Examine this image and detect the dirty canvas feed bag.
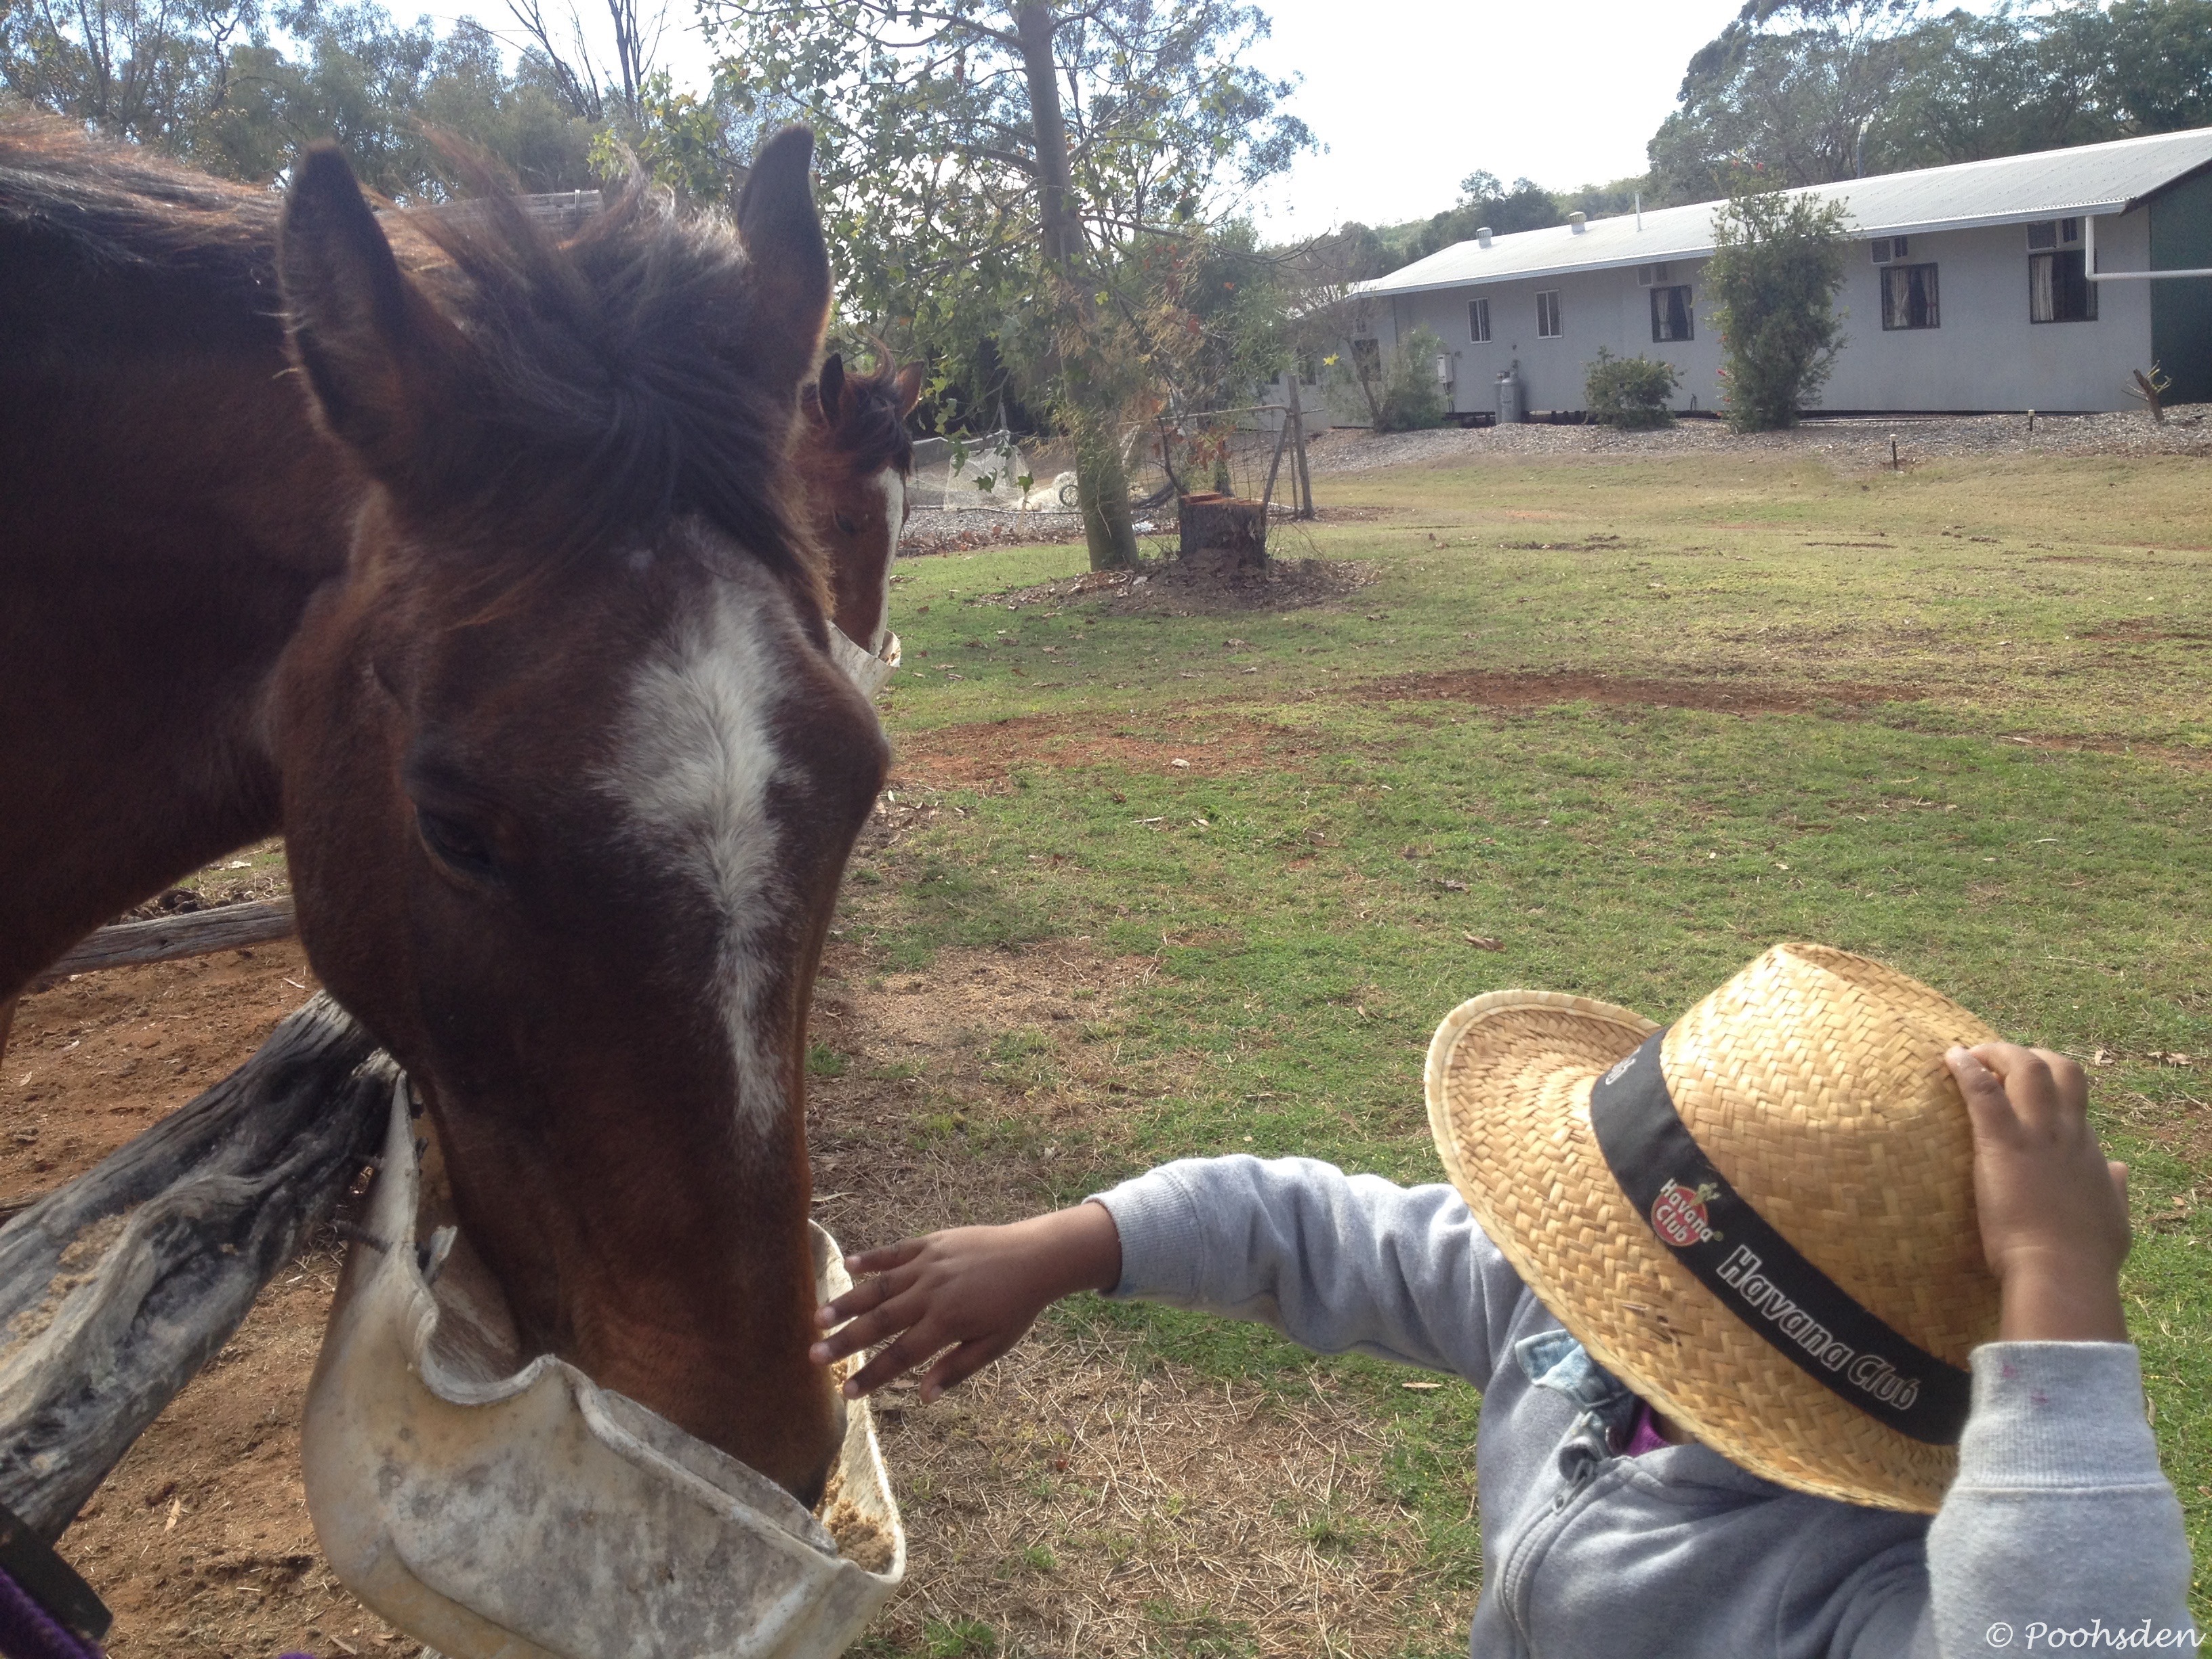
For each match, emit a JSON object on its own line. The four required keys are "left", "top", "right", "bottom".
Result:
{"left": 302, "top": 1085, "right": 904, "bottom": 1659}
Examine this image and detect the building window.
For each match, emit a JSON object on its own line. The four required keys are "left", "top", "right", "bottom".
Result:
{"left": 1881, "top": 263, "right": 1940, "bottom": 329}
{"left": 1536, "top": 290, "right": 1563, "bottom": 337}
{"left": 1469, "top": 297, "right": 1491, "bottom": 342}
{"left": 2026, "top": 218, "right": 2083, "bottom": 251}
{"left": 1871, "top": 235, "right": 1910, "bottom": 264}
{"left": 1650, "top": 285, "right": 1694, "bottom": 342}
{"left": 1637, "top": 262, "right": 1673, "bottom": 286}
{"left": 2030, "top": 249, "right": 2097, "bottom": 323}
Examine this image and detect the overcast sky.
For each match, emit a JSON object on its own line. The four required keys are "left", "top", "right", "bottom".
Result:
{"left": 460, "top": 0, "right": 1763, "bottom": 228}
{"left": 1234, "top": 0, "right": 1753, "bottom": 230}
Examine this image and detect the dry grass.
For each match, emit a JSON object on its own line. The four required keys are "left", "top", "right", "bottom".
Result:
{"left": 863, "top": 1324, "right": 1462, "bottom": 1659}
{"left": 803, "top": 935, "right": 1474, "bottom": 1659}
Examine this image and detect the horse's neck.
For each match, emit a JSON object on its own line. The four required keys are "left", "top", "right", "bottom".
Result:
{"left": 0, "top": 230, "right": 356, "bottom": 995}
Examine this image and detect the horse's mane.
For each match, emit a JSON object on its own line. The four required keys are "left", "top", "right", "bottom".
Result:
{"left": 387, "top": 152, "right": 820, "bottom": 596}
{"left": 819, "top": 356, "right": 917, "bottom": 479}
{"left": 0, "top": 118, "right": 821, "bottom": 600}
{"left": 0, "top": 115, "right": 281, "bottom": 289}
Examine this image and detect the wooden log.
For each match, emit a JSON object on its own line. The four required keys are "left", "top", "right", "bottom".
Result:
{"left": 1176, "top": 493, "right": 1268, "bottom": 580}
{"left": 30, "top": 899, "right": 296, "bottom": 991}
{"left": 0, "top": 993, "right": 388, "bottom": 1539}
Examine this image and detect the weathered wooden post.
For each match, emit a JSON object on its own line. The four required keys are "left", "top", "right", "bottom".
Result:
{"left": 0, "top": 994, "right": 388, "bottom": 1539}
{"left": 1288, "top": 377, "right": 1315, "bottom": 520}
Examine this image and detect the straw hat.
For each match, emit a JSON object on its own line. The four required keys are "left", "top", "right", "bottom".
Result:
{"left": 1425, "top": 943, "right": 2003, "bottom": 1513}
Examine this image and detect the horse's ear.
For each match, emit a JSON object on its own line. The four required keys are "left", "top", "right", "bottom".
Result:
{"left": 893, "top": 360, "right": 924, "bottom": 419}
{"left": 279, "top": 143, "right": 464, "bottom": 478}
{"left": 735, "top": 127, "right": 831, "bottom": 394}
{"left": 817, "top": 352, "right": 846, "bottom": 423}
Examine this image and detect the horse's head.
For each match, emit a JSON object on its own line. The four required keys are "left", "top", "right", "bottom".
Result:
{"left": 269, "top": 131, "right": 885, "bottom": 1503}
{"left": 800, "top": 351, "right": 922, "bottom": 654}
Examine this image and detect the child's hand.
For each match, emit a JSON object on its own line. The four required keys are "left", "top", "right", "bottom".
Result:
{"left": 1946, "top": 1042, "right": 2131, "bottom": 1343}
{"left": 809, "top": 1202, "right": 1123, "bottom": 1402}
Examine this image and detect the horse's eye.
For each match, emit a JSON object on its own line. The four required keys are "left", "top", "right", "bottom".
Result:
{"left": 834, "top": 514, "right": 858, "bottom": 535}
{"left": 416, "top": 806, "right": 496, "bottom": 877}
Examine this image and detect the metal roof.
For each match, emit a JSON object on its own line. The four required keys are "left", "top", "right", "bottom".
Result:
{"left": 1359, "top": 125, "right": 2212, "bottom": 297}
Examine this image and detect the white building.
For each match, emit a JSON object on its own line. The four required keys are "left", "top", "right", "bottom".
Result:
{"left": 1340, "top": 126, "right": 2212, "bottom": 419}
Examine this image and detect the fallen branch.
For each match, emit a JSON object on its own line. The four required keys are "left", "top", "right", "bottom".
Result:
{"left": 31, "top": 899, "right": 297, "bottom": 991}
{"left": 0, "top": 994, "right": 388, "bottom": 1538}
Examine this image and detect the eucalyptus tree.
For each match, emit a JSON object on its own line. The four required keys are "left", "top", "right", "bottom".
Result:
{"left": 1647, "top": 0, "right": 2212, "bottom": 201}
{"left": 708, "top": 0, "right": 1309, "bottom": 570}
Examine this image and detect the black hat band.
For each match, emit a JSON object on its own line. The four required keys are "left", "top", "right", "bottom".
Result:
{"left": 1587, "top": 1031, "right": 1972, "bottom": 1446}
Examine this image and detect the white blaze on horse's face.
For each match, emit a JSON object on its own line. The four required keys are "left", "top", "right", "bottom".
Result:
{"left": 869, "top": 467, "right": 906, "bottom": 654}
{"left": 603, "top": 534, "right": 811, "bottom": 1138}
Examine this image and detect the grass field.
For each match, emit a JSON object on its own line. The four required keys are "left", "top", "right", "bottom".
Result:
{"left": 816, "top": 443, "right": 2212, "bottom": 1654}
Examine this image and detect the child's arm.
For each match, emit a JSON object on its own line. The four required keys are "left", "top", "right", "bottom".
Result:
{"left": 810, "top": 1203, "right": 1122, "bottom": 1401}
{"left": 814, "top": 1158, "right": 1521, "bottom": 1401}
{"left": 1948, "top": 1042, "right": 2131, "bottom": 1341}
{"left": 1906, "top": 1043, "right": 2193, "bottom": 1653}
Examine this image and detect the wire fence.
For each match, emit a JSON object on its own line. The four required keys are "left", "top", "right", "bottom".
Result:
{"left": 908, "top": 403, "right": 1311, "bottom": 517}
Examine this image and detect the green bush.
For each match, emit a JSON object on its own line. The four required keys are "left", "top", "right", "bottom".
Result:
{"left": 1584, "top": 348, "right": 1681, "bottom": 427}
{"left": 1376, "top": 326, "right": 1450, "bottom": 432}
{"left": 1704, "top": 188, "right": 1849, "bottom": 432}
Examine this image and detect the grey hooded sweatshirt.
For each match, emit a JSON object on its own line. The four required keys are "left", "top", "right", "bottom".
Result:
{"left": 1090, "top": 1155, "right": 2196, "bottom": 1659}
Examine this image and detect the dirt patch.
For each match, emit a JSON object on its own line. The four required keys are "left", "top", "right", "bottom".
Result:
{"left": 893, "top": 712, "right": 1305, "bottom": 792}
{"left": 1349, "top": 669, "right": 1918, "bottom": 716}
{"left": 1493, "top": 533, "right": 1636, "bottom": 553}
{"left": 999, "top": 556, "right": 1378, "bottom": 617}
{"left": 4, "top": 948, "right": 417, "bottom": 1659}
{"left": 1993, "top": 733, "right": 2212, "bottom": 771}
{"left": 3, "top": 943, "right": 322, "bottom": 1214}
{"left": 2080, "top": 618, "right": 2212, "bottom": 643}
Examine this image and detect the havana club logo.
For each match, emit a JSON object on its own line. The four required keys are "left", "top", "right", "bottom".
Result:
{"left": 1650, "top": 1179, "right": 1721, "bottom": 1248}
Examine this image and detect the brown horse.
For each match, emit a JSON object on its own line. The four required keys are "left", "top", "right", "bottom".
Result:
{"left": 801, "top": 350, "right": 924, "bottom": 658}
{"left": 0, "top": 123, "right": 887, "bottom": 1504}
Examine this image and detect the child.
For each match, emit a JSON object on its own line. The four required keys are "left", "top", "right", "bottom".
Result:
{"left": 813, "top": 944, "right": 2196, "bottom": 1656}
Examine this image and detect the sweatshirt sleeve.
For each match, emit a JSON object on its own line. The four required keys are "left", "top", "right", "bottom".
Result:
{"left": 1918, "top": 1341, "right": 2195, "bottom": 1655}
{"left": 1088, "top": 1154, "right": 1526, "bottom": 1389}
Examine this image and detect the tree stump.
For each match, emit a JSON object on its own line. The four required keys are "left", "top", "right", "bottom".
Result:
{"left": 1177, "top": 493, "right": 1267, "bottom": 580}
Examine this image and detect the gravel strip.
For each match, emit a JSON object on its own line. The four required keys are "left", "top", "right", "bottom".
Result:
{"left": 893, "top": 407, "right": 2212, "bottom": 558}
{"left": 1299, "top": 406, "right": 2212, "bottom": 472}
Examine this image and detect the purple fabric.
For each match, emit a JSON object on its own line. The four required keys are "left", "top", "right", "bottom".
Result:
{"left": 1623, "top": 1401, "right": 1670, "bottom": 1457}
{"left": 0, "top": 1565, "right": 102, "bottom": 1659}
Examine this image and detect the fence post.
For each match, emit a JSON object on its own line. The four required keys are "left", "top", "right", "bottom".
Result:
{"left": 1288, "top": 377, "right": 1315, "bottom": 519}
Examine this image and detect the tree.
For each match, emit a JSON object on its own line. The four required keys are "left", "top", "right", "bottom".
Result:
{"left": 1703, "top": 185, "right": 1848, "bottom": 430}
{"left": 504, "top": 0, "right": 668, "bottom": 124}
{"left": 1, "top": 0, "right": 258, "bottom": 151}
{"left": 2, "top": 0, "right": 603, "bottom": 196}
{"left": 1402, "top": 169, "right": 1562, "bottom": 264}
{"left": 2095, "top": 0, "right": 2212, "bottom": 132}
{"left": 706, "top": 0, "right": 1311, "bottom": 571}
{"left": 1646, "top": 0, "right": 2212, "bottom": 202}
{"left": 1648, "top": 0, "right": 1927, "bottom": 204}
